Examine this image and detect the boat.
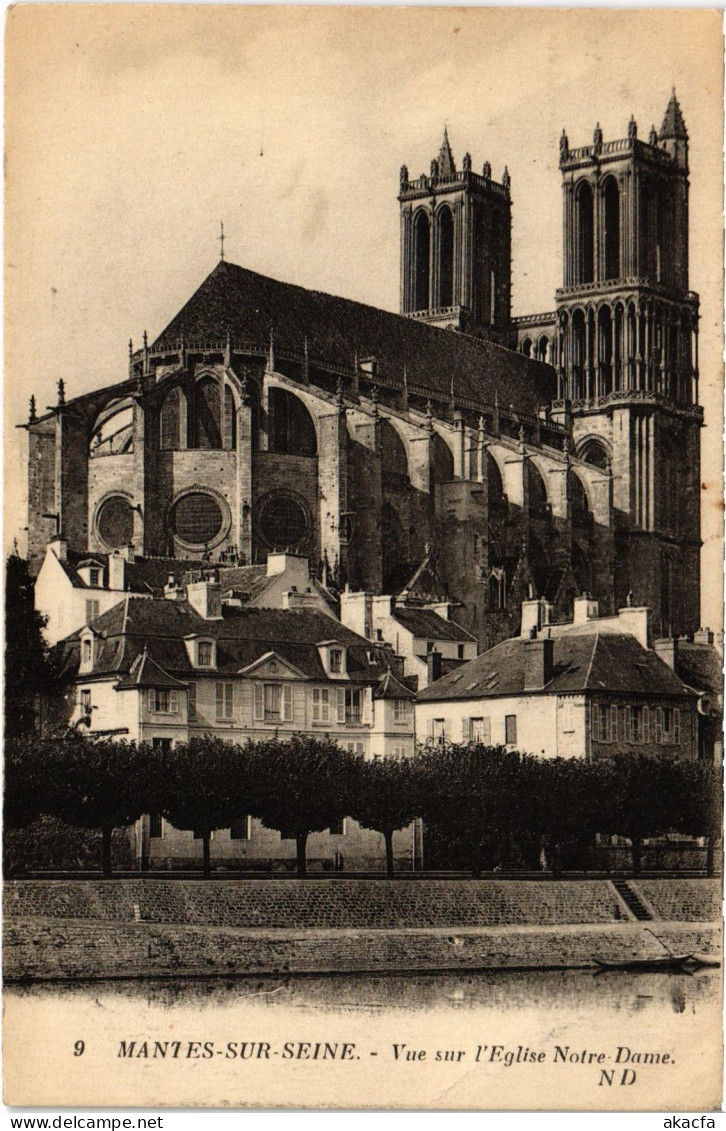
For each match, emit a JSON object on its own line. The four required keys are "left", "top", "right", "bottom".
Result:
{"left": 592, "top": 953, "right": 695, "bottom": 972}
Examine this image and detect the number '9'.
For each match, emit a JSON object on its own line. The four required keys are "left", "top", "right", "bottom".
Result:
{"left": 74, "top": 1040, "right": 85, "bottom": 1057}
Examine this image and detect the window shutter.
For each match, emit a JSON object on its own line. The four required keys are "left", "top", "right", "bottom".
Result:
{"left": 254, "top": 683, "right": 264, "bottom": 721}
{"left": 188, "top": 683, "right": 196, "bottom": 718}
{"left": 312, "top": 688, "right": 320, "bottom": 722}
{"left": 215, "top": 682, "right": 223, "bottom": 716}
{"left": 462, "top": 718, "right": 470, "bottom": 743}
{"left": 148, "top": 689, "right": 156, "bottom": 712}
{"left": 282, "top": 684, "right": 293, "bottom": 721}
{"left": 654, "top": 707, "right": 663, "bottom": 744}
{"left": 170, "top": 690, "right": 178, "bottom": 713}
{"left": 625, "top": 706, "right": 632, "bottom": 743}
{"left": 610, "top": 705, "right": 618, "bottom": 743}
{"left": 482, "top": 717, "right": 492, "bottom": 745}
{"left": 336, "top": 688, "right": 345, "bottom": 724}
{"left": 225, "top": 683, "right": 233, "bottom": 719}
{"left": 674, "top": 708, "right": 681, "bottom": 744}
{"left": 643, "top": 705, "right": 650, "bottom": 743}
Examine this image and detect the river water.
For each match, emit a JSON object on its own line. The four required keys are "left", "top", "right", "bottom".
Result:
{"left": 4, "top": 969, "right": 722, "bottom": 1110}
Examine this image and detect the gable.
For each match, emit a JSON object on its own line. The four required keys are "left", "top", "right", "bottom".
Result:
{"left": 237, "top": 651, "right": 308, "bottom": 681}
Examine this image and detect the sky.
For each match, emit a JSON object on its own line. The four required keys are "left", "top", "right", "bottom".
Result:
{"left": 4, "top": 6, "right": 723, "bottom": 626}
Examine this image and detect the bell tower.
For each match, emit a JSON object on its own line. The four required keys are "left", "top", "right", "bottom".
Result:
{"left": 398, "top": 129, "right": 512, "bottom": 345}
{"left": 554, "top": 92, "right": 702, "bottom": 635}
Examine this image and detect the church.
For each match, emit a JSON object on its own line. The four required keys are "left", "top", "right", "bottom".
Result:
{"left": 24, "top": 92, "right": 702, "bottom": 650}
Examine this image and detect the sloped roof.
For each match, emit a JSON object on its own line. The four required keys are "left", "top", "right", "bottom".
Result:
{"left": 374, "top": 669, "right": 417, "bottom": 701}
{"left": 61, "top": 597, "right": 391, "bottom": 686}
{"left": 675, "top": 642, "right": 723, "bottom": 704}
{"left": 418, "top": 632, "right": 695, "bottom": 702}
{"left": 152, "top": 260, "right": 556, "bottom": 413}
{"left": 392, "top": 606, "right": 476, "bottom": 643}
{"left": 115, "top": 649, "right": 188, "bottom": 690}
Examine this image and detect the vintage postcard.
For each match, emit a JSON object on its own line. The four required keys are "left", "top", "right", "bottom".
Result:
{"left": 3, "top": 5, "right": 723, "bottom": 1112}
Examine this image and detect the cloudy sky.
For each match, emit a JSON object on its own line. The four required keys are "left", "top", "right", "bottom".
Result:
{"left": 5, "top": 6, "right": 723, "bottom": 624}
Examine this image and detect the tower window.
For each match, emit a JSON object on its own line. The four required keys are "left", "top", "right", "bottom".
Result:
{"left": 577, "top": 181, "right": 594, "bottom": 284}
{"left": 438, "top": 206, "right": 454, "bottom": 307}
{"left": 413, "top": 211, "right": 431, "bottom": 311}
{"left": 603, "top": 177, "right": 620, "bottom": 281}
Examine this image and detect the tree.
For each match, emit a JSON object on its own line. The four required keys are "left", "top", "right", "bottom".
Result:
{"left": 41, "top": 734, "right": 152, "bottom": 877}
{"left": 255, "top": 735, "right": 358, "bottom": 877}
{"left": 594, "top": 752, "right": 676, "bottom": 876}
{"left": 351, "top": 755, "right": 420, "bottom": 878}
{"left": 669, "top": 758, "right": 723, "bottom": 877}
{"left": 418, "top": 744, "right": 529, "bottom": 876}
{"left": 155, "top": 737, "right": 258, "bottom": 878}
{"left": 4, "top": 551, "right": 64, "bottom": 738}
{"left": 3, "top": 733, "right": 47, "bottom": 831}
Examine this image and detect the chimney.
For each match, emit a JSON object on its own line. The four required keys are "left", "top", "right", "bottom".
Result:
{"left": 426, "top": 648, "right": 442, "bottom": 685}
{"left": 523, "top": 634, "right": 555, "bottom": 691}
{"left": 164, "top": 575, "right": 186, "bottom": 602}
{"left": 187, "top": 579, "right": 222, "bottom": 619}
{"left": 654, "top": 636, "right": 678, "bottom": 670}
{"left": 573, "top": 593, "right": 599, "bottom": 625}
{"left": 119, "top": 543, "right": 137, "bottom": 563}
{"left": 339, "top": 590, "right": 373, "bottom": 639}
{"left": 694, "top": 627, "right": 715, "bottom": 646}
{"left": 107, "top": 552, "right": 125, "bottom": 592}
{"left": 48, "top": 536, "right": 67, "bottom": 563}
{"left": 283, "top": 587, "right": 319, "bottom": 610}
{"left": 520, "top": 597, "right": 551, "bottom": 638}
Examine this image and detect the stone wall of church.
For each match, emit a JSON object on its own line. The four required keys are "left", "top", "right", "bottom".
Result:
{"left": 27, "top": 422, "right": 57, "bottom": 570}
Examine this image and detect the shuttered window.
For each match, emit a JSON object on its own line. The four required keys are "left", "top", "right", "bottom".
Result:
{"left": 215, "top": 682, "right": 233, "bottom": 720}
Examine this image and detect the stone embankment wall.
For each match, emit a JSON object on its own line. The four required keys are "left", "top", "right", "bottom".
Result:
{"left": 5, "top": 879, "right": 720, "bottom": 982}
{"left": 5, "top": 879, "right": 628, "bottom": 928}
{"left": 637, "top": 879, "right": 722, "bottom": 922}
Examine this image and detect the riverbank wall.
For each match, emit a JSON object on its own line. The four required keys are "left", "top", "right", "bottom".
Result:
{"left": 4, "top": 878, "right": 720, "bottom": 982}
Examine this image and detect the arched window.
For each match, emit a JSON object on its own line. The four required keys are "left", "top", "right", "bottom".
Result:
{"left": 603, "top": 178, "right": 620, "bottom": 281}
{"left": 269, "top": 388, "right": 317, "bottom": 457}
{"left": 598, "top": 305, "right": 613, "bottom": 395}
{"left": 223, "top": 386, "right": 236, "bottom": 451}
{"left": 160, "top": 387, "right": 182, "bottom": 451}
{"left": 521, "top": 337, "right": 532, "bottom": 358}
{"left": 195, "top": 376, "right": 222, "bottom": 449}
{"left": 538, "top": 336, "right": 549, "bottom": 363}
{"left": 571, "top": 310, "right": 586, "bottom": 398}
{"left": 578, "top": 438, "right": 610, "bottom": 470}
{"left": 381, "top": 502, "right": 408, "bottom": 590}
{"left": 413, "top": 211, "right": 431, "bottom": 311}
{"left": 577, "top": 182, "right": 594, "bottom": 284}
{"left": 438, "top": 206, "right": 454, "bottom": 308}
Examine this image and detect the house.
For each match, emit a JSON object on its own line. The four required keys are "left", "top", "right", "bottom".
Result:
{"left": 416, "top": 596, "right": 698, "bottom": 760}
{"left": 35, "top": 536, "right": 333, "bottom": 645}
{"left": 340, "top": 564, "right": 478, "bottom": 690}
{"left": 55, "top": 577, "right": 418, "bottom": 870}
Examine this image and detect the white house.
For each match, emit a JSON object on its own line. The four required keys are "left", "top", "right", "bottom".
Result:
{"left": 416, "top": 597, "right": 698, "bottom": 761}
{"left": 56, "top": 579, "right": 418, "bottom": 870}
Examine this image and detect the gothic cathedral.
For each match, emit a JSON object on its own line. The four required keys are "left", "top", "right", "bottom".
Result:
{"left": 24, "top": 93, "right": 702, "bottom": 646}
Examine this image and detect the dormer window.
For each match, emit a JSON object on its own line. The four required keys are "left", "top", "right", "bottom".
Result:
{"left": 317, "top": 640, "right": 347, "bottom": 677}
{"left": 89, "top": 568, "right": 101, "bottom": 587}
{"left": 185, "top": 635, "right": 216, "bottom": 669}
{"left": 79, "top": 631, "right": 96, "bottom": 673}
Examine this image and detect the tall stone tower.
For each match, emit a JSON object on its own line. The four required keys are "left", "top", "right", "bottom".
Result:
{"left": 398, "top": 129, "right": 512, "bottom": 345}
{"left": 554, "top": 92, "right": 702, "bottom": 635}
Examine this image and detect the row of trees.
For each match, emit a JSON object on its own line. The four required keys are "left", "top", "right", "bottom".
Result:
{"left": 5, "top": 732, "right": 721, "bottom": 878}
